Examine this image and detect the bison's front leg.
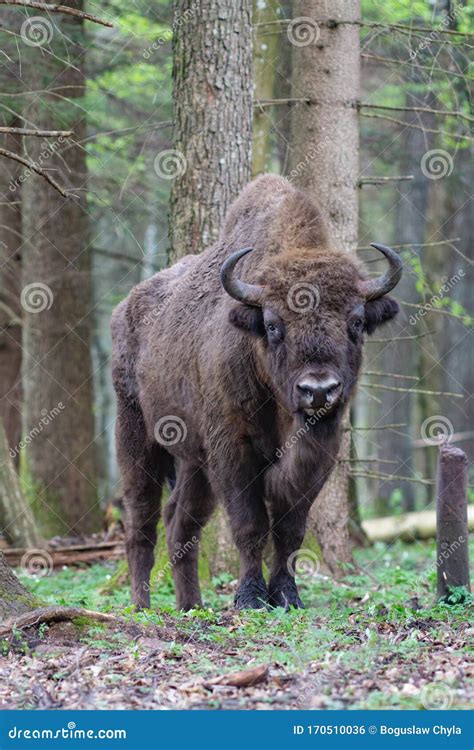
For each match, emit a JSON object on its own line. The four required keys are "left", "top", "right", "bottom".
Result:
{"left": 268, "top": 501, "right": 311, "bottom": 610}
{"left": 223, "top": 476, "right": 270, "bottom": 610}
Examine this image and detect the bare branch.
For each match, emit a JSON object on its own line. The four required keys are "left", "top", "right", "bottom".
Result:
{"left": 360, "top": 382, "right": 464, "bottom": 398}
{"left": 0, "top": 0, "right": 113, "bottom": 27}
{"left": 0, "top": 146, "right": 67, "bottom": 196}
{"left": 359, "top": 175, "right": 414, "bottom": 186}
{"left": 360, "top": 102, "right": 473, "bottom": 123}
{"left": 0, "top": 126, "right": 72, "bottom": 137}
{"left": 361, "top": 53, "right": 472, "bottom": 81}
{"left": 361, "top": 112, "right": 472, "bottom": 140}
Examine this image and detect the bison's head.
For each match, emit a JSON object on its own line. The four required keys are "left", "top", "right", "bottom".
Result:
{"left": 221, "top": 244, "right": 402, "bottom": 421}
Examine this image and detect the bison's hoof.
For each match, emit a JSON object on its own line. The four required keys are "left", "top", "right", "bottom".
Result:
{"left": 234, "top": 574, "right": 268, "bottom": 610}
{"left": 268, "top": 581, "right": 304, "bottom": 611}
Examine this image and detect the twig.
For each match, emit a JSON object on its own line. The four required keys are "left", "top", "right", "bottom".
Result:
{"left": 0, "top": 0, "right": 113, "bottom": 27}
{"left": 359, "top": 175, "right": 414, "bottom": 185}
{"left": 360, "top": 382, "right": 464, "bottom": 398}
{"left": 0, "top": 126, "right": 73, "bottom": 137}
{"left": 368, "top": 331, "right": 435, "bottom": 342}
{"left": 254, "top": 19, "right": 474, "bottom": 37}
{"left": 0, "top": 300, "right": 22, "bottom": 326}
{"left": 357, "top": 239, "right": 460, "bottom": 250}
{"left": 352, "top": 470, "right": 434, "bottom": 486}
{"left": 361, "top": 53, "right": 472, "bottom": 81}
{"left": 348, "top": 423, "right": 407, "bottom": 431}
{"left": 361, "top": 112, "right": 472, "bottom": 141}
{"left": 0, "top": 606, "right": 121, "bottom": 638}
{"left": 364, "top": 370, "right": 419, "bottom": 380}
{"left": 360, "top": 102, "right": 473, "bottom": 123}
{"left": 0, "top": 146, "right": 67, "bottom": 196}
{"left": 413, "top": 431, "right": 474, "bottom": 447}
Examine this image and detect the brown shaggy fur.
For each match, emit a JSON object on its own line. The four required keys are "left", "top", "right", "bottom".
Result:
{"left": 111, "top": 174, "right": 401, "bottom": 611}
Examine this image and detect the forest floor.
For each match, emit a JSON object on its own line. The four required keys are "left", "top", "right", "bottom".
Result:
{"left": 1, "top": 540, "right": 472, "bottom": 711}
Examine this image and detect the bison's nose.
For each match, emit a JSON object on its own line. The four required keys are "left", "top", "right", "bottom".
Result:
{"left": 295, "top": 376, "right": 342, "bottom": 413}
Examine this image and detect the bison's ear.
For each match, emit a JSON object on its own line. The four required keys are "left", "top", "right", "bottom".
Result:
{"left": 229, "top": 304, "right": 265, "bottom": 336}
{"left": 364, "top": 296, "right": 399, "bottom": 335}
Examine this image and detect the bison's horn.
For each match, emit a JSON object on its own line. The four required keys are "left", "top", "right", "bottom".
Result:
{"left": 220, "top": 247, "right": 264, "bottom": 306}
{"left": 359, "top": 243, "right": 403, "bottom": 300}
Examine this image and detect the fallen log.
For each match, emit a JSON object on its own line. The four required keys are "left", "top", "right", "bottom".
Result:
{"left": 3, "top": 541, "right": 125, "bottom": 569}
{"left": 362, "top": 506, "right": 474, "bottom": 543}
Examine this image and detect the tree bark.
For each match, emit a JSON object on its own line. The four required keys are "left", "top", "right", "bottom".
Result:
{"left": 0, "top": 552, "right": 36, "bottom": 624}
{"left": 167, "top": 0, "right": 253, "bottom": 576}
{"left": 21, "top": 1, "right": 100, "bottom": 535}
{"left": 0, "top": 420, "right": 41, "bottom": 547}
{"left": 288, "top": 0, "right": 360, "bottom": 573}
{"left": 169, "top": 0, "right": 253, "bottom": 260}
{"left": 0, "top": 123, "right": 22, "bottom": 466}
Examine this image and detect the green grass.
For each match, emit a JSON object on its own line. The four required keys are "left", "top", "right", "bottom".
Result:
{"left": 16, "top": 539, "right": 473, "bottom": 709}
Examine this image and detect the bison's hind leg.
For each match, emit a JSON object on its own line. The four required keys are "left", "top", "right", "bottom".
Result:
{"left": 163, "top": 464, "right": 215, "bottom": 611}
{"left": 116, "top": 403, "right": 170, "bottom": 610}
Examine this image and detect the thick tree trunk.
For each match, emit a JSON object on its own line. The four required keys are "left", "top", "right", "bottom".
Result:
{"left": 168, "top": 0, "right": 253, "bottom": 576}
{"left": 288, "top": 0, "right": 360, "bottom": 573}
{"left": 0, "top": 421, "right": 41, "bottom": 547}
{"left": 0, "top": 552, "right": 36, "bottom": 624}
{"left": 21, "top": 1, "right": 100, "bottom": 536}
{"left": 0, "top": 124, "right": 22, "bottom": 463}
{"left": 169, "top": 0, "right": 253, "bottom": 260}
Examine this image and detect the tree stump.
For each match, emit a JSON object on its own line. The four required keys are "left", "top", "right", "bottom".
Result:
{"left": 436, "top": 443, "right": 470, "bottom": 599}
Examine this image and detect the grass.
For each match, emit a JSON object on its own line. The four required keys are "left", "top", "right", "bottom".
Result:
{"left": 14, "top": 538, "right": 473, "bottom": 710}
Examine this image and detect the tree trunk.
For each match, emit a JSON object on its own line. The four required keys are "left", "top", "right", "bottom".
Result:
{"left": 168, "top": 0, "right": 253, "bottom": 576}
{"left": 169, "top": 0, "right": 253, "bottom": 260}
{"left": 0, "top": 122, "right": 22, "bottom": 463}
{"left": 288, "top": 0, "right": 360, "bottom": 573}
{"left": 252, "top": 0, "right": 278, "bottom": 176}
{"left": 0, "top": 552, "right": 36, "bottom": 624}
{"left": 0, "top": 420, "right": 41, "bottom": 547}
{"left": 21, "top": 1, "right": 100, "bottom": 536}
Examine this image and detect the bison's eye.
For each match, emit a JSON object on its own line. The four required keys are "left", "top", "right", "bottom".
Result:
{"left": 348, "top": 317, "right": 364, "bottom": 340}
{"left": 266, "top": 323, "right": 276, "bottom": 333}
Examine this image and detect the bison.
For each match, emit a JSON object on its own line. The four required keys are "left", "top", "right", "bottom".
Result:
{"left": 111, "top": 174, "right": 402, "bottom": 611}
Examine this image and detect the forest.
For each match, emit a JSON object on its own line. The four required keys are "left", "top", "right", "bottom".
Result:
{"left": 0, "top": 0, "right": 472, "bottom": 717}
